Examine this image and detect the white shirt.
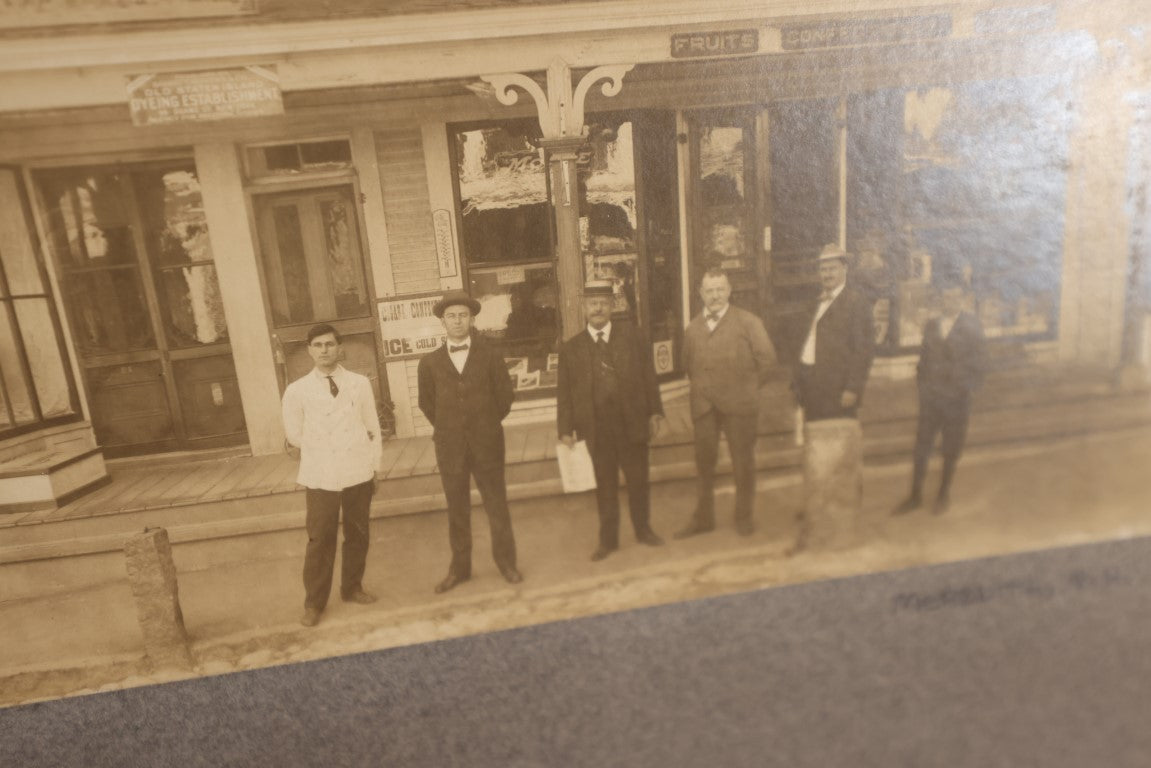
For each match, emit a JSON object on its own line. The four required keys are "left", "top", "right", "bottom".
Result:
{"left": 940, "top": 313, "right": 959, "bottom": 339}
{"left": 446, "top": 337, "right": 471, "bottom": 374}
{"left": 282, "top": 365, "right": 383, "bottom": 491}
{"left": 801, "top": 282, "right": 846, "bottom": 365}
{"left": 587, "top": 321, "right": 613, "bottom": 344}
{"left": 704, "top": 303, "right": 730, "bottom": 333}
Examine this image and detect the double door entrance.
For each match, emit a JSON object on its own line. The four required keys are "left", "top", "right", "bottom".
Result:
{"left": 685, "top": 103, "right": 841, "bottom": 360}
{"left": 36, "top": 161, "right": 246, "bottom": 456}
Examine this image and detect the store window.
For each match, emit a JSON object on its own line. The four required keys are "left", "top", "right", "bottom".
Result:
{"left": 847, "top": 76, "right": 1069, "bottom": 353}
{"left": 452, "top": 112, "right": 683, "bottom": 393}
{"left": 0, "top": 169, "right": 78, "bottom": 436}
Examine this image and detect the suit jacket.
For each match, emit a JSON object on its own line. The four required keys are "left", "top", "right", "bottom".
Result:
{"left": 556, "top": 321, "right": 663, "bottom": 451}
{"left": 794, "top": 287, "right": 876, "bottom": 408}
{"left": 417, "top": 334, "right": 514, "bottom": 474}
{"left": 683, "top": 305, "right": 776, "bottom": 419}
{"left": 918, "top": 312, "right": 986, "bottom": 402}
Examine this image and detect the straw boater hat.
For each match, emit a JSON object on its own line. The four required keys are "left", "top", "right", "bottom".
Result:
{"left": 432, "top": 290, "right": 481, "bottom": 318}
{"left": 817, "top": 243, "right": 851, "bottom": 264}
{"left": 582, "top": 279, "right": 615, "bottom": 297}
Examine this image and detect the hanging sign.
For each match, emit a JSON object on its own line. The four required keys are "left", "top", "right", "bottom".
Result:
{"left": 432, "top": 209, "right": 458, "bottom": 279}
{"left": 126, "top": 66, "right": 282, "bottom": 127}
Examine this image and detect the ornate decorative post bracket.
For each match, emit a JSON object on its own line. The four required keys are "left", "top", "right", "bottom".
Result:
{"left": 478, "top": 58, "right": 634, "bottom": 333}
{"left": 480, "top": 58, "right": 634, "bottom": 140}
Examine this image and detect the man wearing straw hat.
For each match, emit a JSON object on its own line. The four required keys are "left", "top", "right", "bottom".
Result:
{"left": 557, "top": 280, "right": 666, "bottom": 562}
{"left": 418, "top": 290, "right": 522, "bottom": 594}
{"left": 793, "top": 243, "right": 876, "bottom": 422}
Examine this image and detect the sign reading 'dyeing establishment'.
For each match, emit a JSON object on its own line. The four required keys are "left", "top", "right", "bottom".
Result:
{"left": 780, "top": 15, "right": 952, "bottom": 50}
{"left": 0, "top": 0, "right": 255, "bottom": 29}
{"left": 671, "top": 30, "right": 759, "bottom": 59}
{"left": 126, "top": 66, "right": 283, "bottom": 127}
{"left": 379, "top": 295, "right": 446, "bottom": 360}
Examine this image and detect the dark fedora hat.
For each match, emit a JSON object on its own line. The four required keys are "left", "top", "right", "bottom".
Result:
{"left": 432, "top": 290, "right": 481, "bottom": 318}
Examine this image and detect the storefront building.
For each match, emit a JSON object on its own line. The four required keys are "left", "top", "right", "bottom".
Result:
{"left": 0, "top": 0, "right": 1146, "bottom": 479}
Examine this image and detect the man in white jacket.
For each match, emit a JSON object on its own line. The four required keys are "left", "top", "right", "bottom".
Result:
{"left": 282, "top": 324, "right": 383, "bottom": 627}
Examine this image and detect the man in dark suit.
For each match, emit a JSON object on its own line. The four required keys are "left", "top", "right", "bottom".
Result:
{"left": 418, "top": 291, "right": 522, "bottom": 594}
{"left": 793, "top": 244, "right": 876, "bottom": 422}
{"left": 674, "top": 268, "right": 776, "bottom": 539}
{"left": 894, "top": 280, "right": 987, "bottom": 515}
{"left": 557, "top": 280, "right": 666, "bottom": 561}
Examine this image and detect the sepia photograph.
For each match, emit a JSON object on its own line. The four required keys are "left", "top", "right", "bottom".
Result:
{"left": 0, "top": 0, "right": 1149, "bottom": 763}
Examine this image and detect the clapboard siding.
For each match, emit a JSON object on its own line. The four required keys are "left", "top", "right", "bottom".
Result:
{"left": 374, "top": 127, "right": 441, "bottom": 295}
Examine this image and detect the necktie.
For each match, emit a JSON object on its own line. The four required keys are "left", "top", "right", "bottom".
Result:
{"left": 326, "top": 375, "right": 339, "bottom": 397}
{"left": 596, "top": 331, "right": 606, "bottom": 346}
{"left": 449, "top": 344, "right": 469, "bottom": 353}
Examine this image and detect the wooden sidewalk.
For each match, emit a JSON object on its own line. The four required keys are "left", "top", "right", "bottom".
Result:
{"left": 0, "top": 399, "right": 699, "bottom": 531}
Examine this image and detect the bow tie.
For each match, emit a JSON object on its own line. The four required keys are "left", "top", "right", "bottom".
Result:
{"left": 706, "top": 312, "right": 720, "bottom": 323}
{"left": 449, "top": 344, "right": 469, "bottom": 353}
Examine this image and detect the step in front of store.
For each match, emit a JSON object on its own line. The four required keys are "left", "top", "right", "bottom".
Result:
{"left": 2, "top": 374, "right": 1148, "bottom": 604}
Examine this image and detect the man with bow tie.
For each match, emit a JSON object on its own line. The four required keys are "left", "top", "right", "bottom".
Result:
{"left": 674, "top": 268, "right": 776, "bottom": 540}
{"left": 282, "top": 324, "right": 383, "bottom": 627}
{"left": 557, "top": 280, "right": 666, "bottom": 562}
{"left": 418, "top": 291, "right": 522, "bottom": 594}
{"left": 793, "top": 244, "right": 876, "bottom": 423}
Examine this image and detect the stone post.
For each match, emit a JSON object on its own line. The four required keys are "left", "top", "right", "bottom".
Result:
{"left": 124, "top": 528, "right": 193, "bottom": 671}
{"left": 799, "top": 418, "right": 864, "bottom": 551}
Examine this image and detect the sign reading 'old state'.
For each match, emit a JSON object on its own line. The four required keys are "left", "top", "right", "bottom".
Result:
{"left": 671, "top": 30, "right": 759, "bottom": 59}
{"left": 126, "top": 67, "right": 283, "bottom": 127}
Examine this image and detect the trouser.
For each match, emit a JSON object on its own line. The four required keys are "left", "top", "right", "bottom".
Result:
{"left": 590, "top": 413, "right": 653, "bottom": 550}
{"left": 440, "top": 449, "right": 517, "bottom": 578}
{"left": 690, "top": 407, "right": 759, "bottom": 526}
{"left": 911, "top": 392, "right": 971, "bottom": 499}
{"left": 796, "top": 364, "right": 858, "bottom": 421}
{"left": 303, "top": 479, "right": 374, "bottom": 612}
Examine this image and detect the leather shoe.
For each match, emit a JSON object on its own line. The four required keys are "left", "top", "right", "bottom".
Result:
{"left": 735, "top": 518, "right": 755, "bottom": 537}
{"left": 590, "top": 546, "right": 616, "bottom": 562}
{"left": 434, "top": 572, "right": 470, "bottom": 594}
{"left": 300, "top": 607, "right": 321, "bottom": 627}
{"left": 636, "top": 530, "right": 665, "bottom": 547}
{"left": 892, "top": 496, "right": 922, "bottom": 516}
{"left": 341, "top": 589, "right": 377, "bottom": 605}
{"left": 500, "top": 567, "right": 524, "bottom": 585}
{"left": 932, "top": 494, "right": 950, "bottom": 515}
{"left": 673, "top": 520, "right": 715, "bottom": 540}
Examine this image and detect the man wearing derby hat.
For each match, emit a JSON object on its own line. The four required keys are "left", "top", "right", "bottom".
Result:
{"left": 418, "top": 290, "right": 522, "bottom": 593}
{"left": 557, "top": 280, "right": 666, "bottom": 562}
{"left": 793, "top": 244, "right": 876, "bottom": 422}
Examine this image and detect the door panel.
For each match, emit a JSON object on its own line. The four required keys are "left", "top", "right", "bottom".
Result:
{"left": 35, "top": 162, "right": 246, "bottom": 456}
{"left": 254, "top": 184, "right": 390, "bottom": 430}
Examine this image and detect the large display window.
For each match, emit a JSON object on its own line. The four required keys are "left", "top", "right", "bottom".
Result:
{"left": 451, "top": 111, "right": 683, "bottom": 394}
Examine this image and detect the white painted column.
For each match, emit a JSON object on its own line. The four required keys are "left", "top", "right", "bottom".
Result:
{"left": 421, "top": 122, "right": 464, "bottom": 293}
{"left": 1058, "top": 52, "right": 1134, "bottom": 368}
{"left": 194, "top": 143, "right": 285, "bottom": 456}
{"left": 350, "top": 126, "right": 396, "bottom": 300}
{"left": 676, "top": 110, "right": 693, "bottom": 325}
